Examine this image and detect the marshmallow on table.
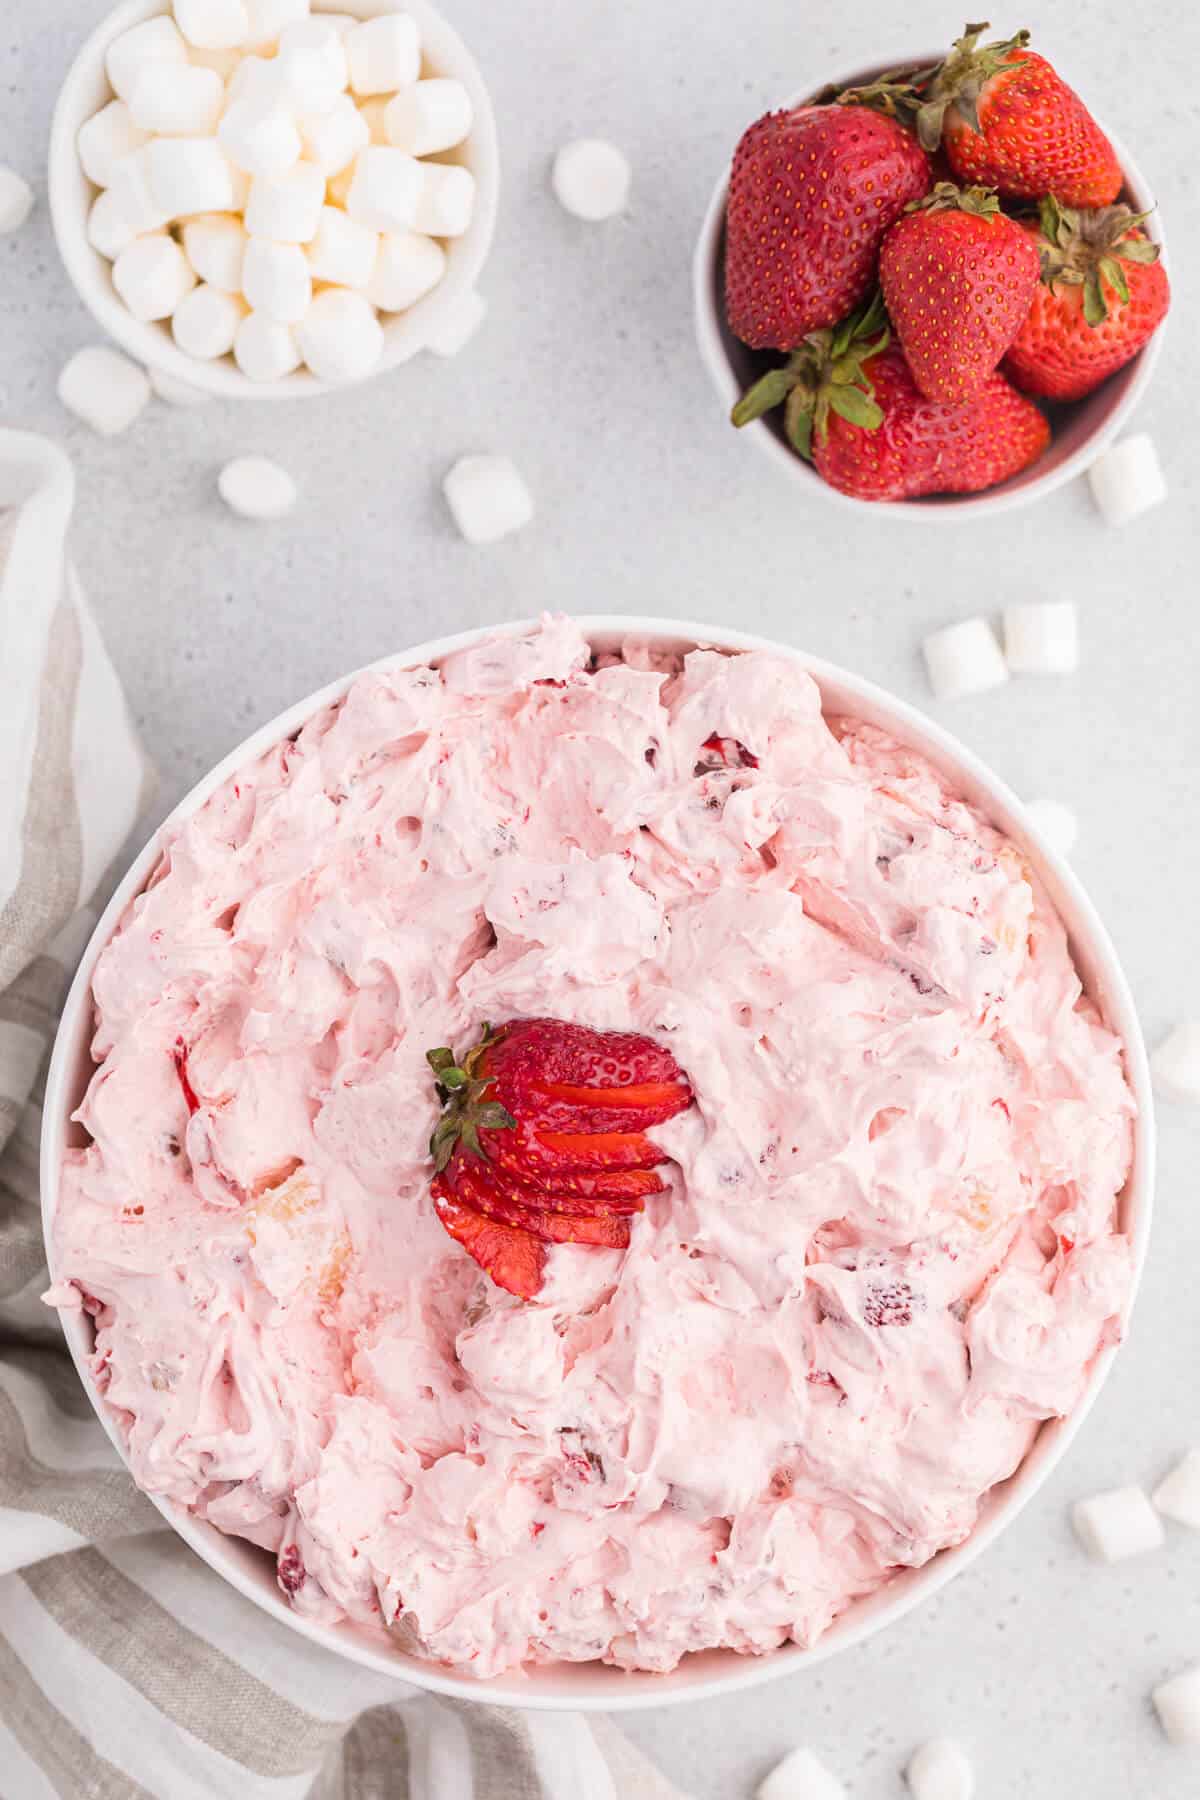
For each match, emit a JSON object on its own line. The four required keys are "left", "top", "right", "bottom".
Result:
{"left": 245, "top": 162, "right": 325, "bottom": 241}
{"left": 243, "top": 237, "right": 312, "bottom": 323}
{"left": 1153, "top": 1450, "right": 1200, "bottom": 1529}
{"left": 552, "top": 137, "right": 631, "bottom": 221}
{"left": 128, "top": 62, "right": 225, "bottom": 136}
{"left": 219, "top": 89, "right": 304, "bottom": 181}
{"left": 1088, "top": 432, "right": 1167, "bottom": 527}
{"left": 367, "top": 230, "right": 446, "bottom": 312}
{"left": 922, "top": 618, "right": 1008, "bottom": 700}
{"left": 306, "top": 206, "right": 378, "bottom": 289}
{"left": 58, "top": 345, "right": 151, "bottom": 436}
{"left": 77, "top": 101, "right": 149, "bottom": 188}
{"left": 1150, "top": 1021, "right": 1200, "bottom": 1106}
{"left": 150, "top": 365, "right": 211, "bottom": 404}
{"left": 87, "top": 189, "right": 139, "bottom": 259}
{"left": 172, "top": 282, "right": 246, "bottom": 357}
{"left": 1003, "top": 600, "right": 1079, "bottom": 675}
{"left": 234, "top": 310, "right": 301, "bottom": 380}
{"left": 1023, "top": 798, "right": 1078, "bottom": 859}
{"left": 345, "top": 14, "right": 421, "bottom": 96}
{"left": 424, "top": 287, "right": 486, "bottom": 356}
{"left": 905, "top": 1739, "right": 974, "bottom": 1800}
{"left": 173, "top": 0, "right": 250, "bottom": 52}
{"left": 242, "top": 0, "right": 311, "bottom": 54}
{"left": 218, "top": 456, "right": 297, "bottom": 519}
{"left": 443, "top": 455, "right": 533, "bottom": 545}
{"left": 295, "top": 288, "right": 384, "bottom": 383}
{"left": 145, "top": 135, "right": 241, "bottom": 217}
{"left": 300, "top": 93, "right": 369, "bottom": 175}
{"left": 0, "top": 167, "right": 34, "bottom": 234}
{"left": 182, "top": 212, "right": 247, "bottom": 290}
{"left": 384, "top": 80, "right": 474, "bottom": 156}
{"left": 113, "top": 234, "right": 197, "bottom": 321}
{"left": 1072, "top": 1485, "right": 1164, "bottom": 1563}
{"left": 276, "top": 18, "right": 348, "bottom": 115}
{"left": 1152, "top": 1665, "right": 1200, "bottom": 1746}
{"left": 756, "top": 1746, "right": 845, "bottom": 1800}
{"left": 411, "top": 162, "right": 475, "bottom": 237}
{"left": 107, "top": 148, "right": 170, "bottom": 235}
{"left": 105, "top": 16, "right": 188, "bottom": 103}
{"left": 346, "top": 146, "right": 423, "bottom": 232}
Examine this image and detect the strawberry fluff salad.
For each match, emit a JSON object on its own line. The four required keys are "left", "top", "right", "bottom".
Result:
{"left": 50, "top": 616, "right": 1135, "bottom": 1678}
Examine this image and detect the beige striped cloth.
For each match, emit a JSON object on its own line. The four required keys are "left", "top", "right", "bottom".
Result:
{"left": 0, "top": 430, "right": 686, "bottom": 1800}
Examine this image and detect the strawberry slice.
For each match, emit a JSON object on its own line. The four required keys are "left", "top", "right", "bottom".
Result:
{"left": 431, "top": 1187, "right": 545, "bottom": 1299}
{"left": 447, "top": 1155, "right": 645, "bottom": 1226}
{"left": 447, "top": 1172, "right": 633, "bottom": 1249}
{"left": 533, "top": 1130, "right": 668, "bottom": 1172}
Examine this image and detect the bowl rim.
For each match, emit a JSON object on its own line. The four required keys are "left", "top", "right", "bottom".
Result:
{"left": 47, "top": 0, "right": 500, "bottom": 399}
{"left": 692, "top": 50, "right": 1169, "bottom": 519}
{"left": 40, "top": 613, "right": 1156, "bottom": 1710}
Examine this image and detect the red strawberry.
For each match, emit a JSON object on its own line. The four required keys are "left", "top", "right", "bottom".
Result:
{"left": 879, "top": 184, "right": 1041, "bottom": 402}
{"left": 915, "top": 23, "right": 1122, "bottom": 208}
{"left": 1004, "top": 197, "right": 1170, "bottom": 401}
{"left": 441, "top": 1160, "right": 634, "bottom": 1249}
{"left": 432, "top": 1189, "right": 546, "bottom": 1300}
{"left": 724, "top": 102, "right": 931, "bottom": 351}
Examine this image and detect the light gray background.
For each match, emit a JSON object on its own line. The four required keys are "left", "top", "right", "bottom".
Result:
{"left": 2, "top": 0, "right": 1198, "bottom": 1794}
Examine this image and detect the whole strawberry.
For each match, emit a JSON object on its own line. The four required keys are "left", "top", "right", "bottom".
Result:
{"left": 724, "top": 102, "right": 931, "bottom": 351}
{"left": 879, "top": 183, "right": 1041, "bottom": 403}
{"left": 1005, "top": 197, "right": 1169, "bottom": 401}
{"left": 915, "top": 23, "right": 1122, "bottom": 209}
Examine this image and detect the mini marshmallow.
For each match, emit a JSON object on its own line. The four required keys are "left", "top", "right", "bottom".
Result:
{"left": 224, "top": 53, "right": 279, "bottom": 107}
{"left": 443, "top": 455, "right": 533, "bottom": 545}
{"left": 0, "top": 167, "right": 34, "bottom": 234}
{"left": 366, "top": 230, "right": 445, "bottom": 312}
{"left": 77, "top": 100, "right": 149, "bottom": 188}
{"left": 219, "top": 455, "right": 298, "bottom": 519}
{"left": 234, "top": 309, "right": 301, "bottom": 380}
{"left": 242, "top": 0, "right": 310, "bottom": 53}
{"left": 357, "top": 97, "right": 391, "bottom": 145}
{"left": 87, "top": 188, "right": 139, "bottom": 259}
{"left": 306, "top": 205, "right": 377, "bottom": 288}
{"left": 129, "top": 62, "right": 226, "bottom": 136}
{"left": 1153, "top": 1450, "right": 1200, "bottom": 1529}
{"left": 105, "top": 16, "right": 189, "bottom": 104}
{"left": 411, "top": 162, "right": 475, "bottom": 237}
{"left": 219, "top": 92, "right": 303, "bottom": 180}
{"left": 182, "top": 211, "right": 247, "bottom": 290}
{"left": 384, "top": 79, "right": 473, "bottom": 156}
{"left": 756, "top": 1746, "right": 845, "bottom": 1800}
{"left": 295, "top": 287, "right": 384, "bottom": 383}
{"left": 300, "top": 93, "right": 369, "bottom": 175}
{"left": 345, "top": 13, "right": 420, "bottom": 96}
{"left": 424, "top": 286, "right": 485, "bottom": 356}
{"left": 150, "top": 365, "right": 211, "bottom": 404}
{"left": 57, "top": 345, "right": 152, "bottom": 436}
{"left": 905, "top": 1739, "right": 974, "bottom": 1800}
{"left": 174, "top": 0, "right": 250, "bottom": 51}
{"left": 1022, "top": 798, "right": 1078, "bottom": 859}
{"left": 922, "top": 618, "right": 1008, "bottom": 700}
{"left": 346, "top": 146, "right": 422, "bottom": 233}
{"left": 1088, "top": 432, "right": 1167, "bottom": 527}
{"left": 187, "top": 43, "right": 243, "bottom": 78}
{"left": 113, "top": 234, "right": 197, "bottom": 321}
{"left": 245, "top": 161, "right": 325, "bottom": 240}
{"left": 242, "top": 236, "right": 312, "bottom": 322}
{"left": 276, "top": 18, "right": 348, "bottom": 115}
{"left": 145, "top": 135, "right": 240, "bottom": 218}
{"left": 1003, "top": 600, "right": 1079, "bottom": 675}
{"left": 108, "top": 148, "right": 170, "bottom": 235}
{"left": 552, "top": 137, "right": 631, "bottom": 221}
{"left": 1152, "top": 1665, "right": 1200, "bottom": 1746}
{"left": 1150, "top": 1021, "right": 1200, "bottom": 1107}
{"left": 1072, "top": 1485, "right": 1164, "bottom": 1564}
{"left": 172, "top": 281, "right": 246, "bottom": 356}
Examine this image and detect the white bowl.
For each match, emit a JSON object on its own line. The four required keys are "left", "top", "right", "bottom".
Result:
{"left": 693, "top": 54, "right": 1168, "bottom": 519}
{"left": 41, "top": 615, "right": 1155, "bottom": 1710}
{"left": 48, "top": 0, "right": 500, "bottom": 398}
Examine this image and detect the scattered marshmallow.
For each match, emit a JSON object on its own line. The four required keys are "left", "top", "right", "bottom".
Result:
{"left": 443, "top": 455, "right": 533, "bottom": 545}
{"left": 242, "top": 236, "right": 312, "bottom": 322}
{"left": 1152, "top": 1665, "right": 1200, "bottom": 1746}
{"left": 105, "top": 16, "right": 189, "bottom": 104}
{"left": 922, "top": 618, "right": 1008, "bottom": 700}
{"left": 299, "top": 92, "right": 368, "bottom": 175}
{"left": 219, "top": 91, "right": 304, "bottom": 181}
{"left": 145, "top": 135, "right": 241, "bottom": 217}
{"left": 77, "top": 100, "right": 149, "bottom": 188}
{"left": 0, "top": 166, "right": 34, "bottom": 234}
{"left": 173, "top": 0, "right": 250, "bottom": 52}
{"left": 218, "top": 455, "right": 298, "bottom": 519}
{"left": 411, "top": 162, "right": 475, "bottom": 237}
{"left": 113, "top": 234, "right": 197, "bottom": 321}
{"left": 57, "top": 345, "right": 152, "bottom": 436}
{"left": 424, "top": 286, "right": 486, "bottom": 356}
{"left": 234, "top": 309, "right": 301, "bottom": 381}
{"left": 150, "top": 365, "right": 211, "bottom": 404}
{"left": 1088, "top": 433, "right": 1167, "bottom": 527}
{"left": 346, "top": 145, "right": 423, "bottom": 232}
{"left": 552, "top": 137, "right": 631, "bottom": 221}
{"left": 905, "top": 1739, "right": 974, "bottom": 1800}
{"left": 245, "top": 161, "right": 325, "bottom": 241}
{"left": 1150, "top": 1021, "right": 1200, "bottom": 1107}
{"left": 345, "top": 13, "right": 421, "bottom": 97}
{"left": 242, "top": 0, "right": 310, "bottom": 54}
{"left": 367, "top": 229, "right": 445, "bottom": 313}
{"left": 306, "top": 205, "right": 378, "bottom": 290}
{"left": 182, "top": 212, "right": 247, "bottom": 290}
{"left": 295, "top": 287, "right": 385, "bottom": 383}
{"left": 1003, "top": 600, "right": 1079, "bottom": 675}
{"left": 129, "top": 62, "right": 225, "bottom": 136}
{"left": 384, "top": 79, "right": 473, "bottom": 157}
{"left": 1153, "top": 1450, "right": 1200, "bottom": 1530}
{"left": 1023, "top": 798, "right": 1078, "bottom": 859}
{"left": 172, "top": 282, "right": 246, "bottom": 357}
{"left": 1071, "top": 1485, "right": 1164, "bottom": 1564}
{"left": 87, "top": 188, "right": 138, "bottom": 259}
{"left": 276, "top": 18, "right": 348, "bottom": 115}
{"left": 756, "top": 1746, "right": 845, "bottom": 1800}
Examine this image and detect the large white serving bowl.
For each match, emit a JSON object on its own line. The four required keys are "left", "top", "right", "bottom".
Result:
{"left": 41, "top": 615, "right": 1155, "bottom": 1710}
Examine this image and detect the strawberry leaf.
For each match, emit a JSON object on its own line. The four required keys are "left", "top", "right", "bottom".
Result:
{"left": 1099, "top": 256, "right": 1130, "bottom": 306}
{"left": 784, "top": 388, "right": 815, "bottom": 460}
{"left": 1083, "top": 272, "right": 1107, "bottom": 326}
{"left": 828, "top": 385, "right": 884, "bottom": 430}
{"left": 731, "top": 367, "right": 799, "bottom": 428}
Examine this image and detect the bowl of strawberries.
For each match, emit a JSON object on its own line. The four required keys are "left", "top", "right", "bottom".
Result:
{"left": 694, "top": 21, "right": 1171, "bottom": 514}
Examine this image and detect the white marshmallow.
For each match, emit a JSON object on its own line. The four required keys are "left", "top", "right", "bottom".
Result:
{"left": 242, "top": 236, "right": 312, "bottom": 322}
{"left": 182, "top": 211, "right": 247, "bottom": 289}
{"left": 172, "top": 281, "right": 246, "bottom": 356}
{"left": 1088, "top": 432, "right": 1167, "bottom": 527}
{"left": 150, "top": 365, "right": 211, "bottom": 404}
{"left": 756, "top": 1746, "right": 845, "bottom": 1800}
{"left": 276, "top": 18, "right": 348, "bottom": 115}
{"left": 552, "top": 137, "right": 631, "bottom": 221}
{"left": 242, "top": 0, "right": 310, "bottom": 53}
{"left": 905, "top": 1739, "right": 974, "bottom": 1800}
{"left": 1152, "top": 1665, "right": 1200, "bottom": 1746}
{"left": 346, "top": 145, "right": 422, "bottom": 232}
{"left": 108, "top": 147, "right": 171, "bottom": 235}
{"left": 321, "top": 13, "right": 355, "bottom": 37}
{"left": 443, "top": 455, "right": 533, "bottom": 545}
{"left": 187, "top": 43, "right": 243, "bottom": 78}
{"left": 367, "top": 229, "right": 445, "bottom": 312}
{"left": 1072, "top": 1485, "right": 1164, "bottom": 1564}
{"left": 174, "top": 0, "right": 249, "bottom": 51}
{"left": 357, "top": 97, "right": 391, "bottom": 145}
{"left": 245, "top": 161, "right": 325, "bottom": 240}
{"left": 113, "top": 234, "right": 197, "bottom": 320}
{"left": 219, "top": 455, "right": 298, "bottom": 519}
{"left": 1023, "top": 798, "right": 1078, "bottom": 859}
{"left": 295, "top": 287, "right": 384, "bottom": 383}
{"left": 57, "top": 345, "right": 152, "bottom": 436}
{"left": 300, "top": 93, "right": 369, "bottom": 175}
{"left": 424, "top": 286, "right": 485, "bottom": 356}
{"left": 1003, "top": 600, "right": 1079, "bottom": 675}
{"left": 234, "top": 309, "right": 301, "bottom": 380}
{"left": 0, "top": 167, "right": 34, "bottom": 234}
{"left": 105, "top": 16, "right": 189, "bottom": 103}
{"left": 87, "top": 188, "right": 139, "bottom": 260}
{"left": 1150, "top": 1021, "right": 1200, "bottom": 1107}
{"left": 384, "top": 79, "right": 473, "bottom": 156}
{"left": 306, "top": 205, "right": 377, "bottom": 288}
{"left": 411, "top": 161, "right": 475, "bottom": 238}
{"left": 129, "top": 63, "right": 226, "bottom": 136}
{"left": 224, "top": 53, "right": 279, "bottom": 107}
{"left": 922, "top": 618, "right": 1008, "bottom": 700}
{"left": 77, "top": 101, "right": 149, "bottom": 188}
{"left": 219, "top": 92, "right": 303, "bottom": 180}
{"left": 345, "top": 13, "right": 420, "bottom": 96}
{"left": 145, "top": 136, "right": 240, "bottom": 218}
{"left": 1153, "top": 1450, "right": 1200, "bottom": 1529}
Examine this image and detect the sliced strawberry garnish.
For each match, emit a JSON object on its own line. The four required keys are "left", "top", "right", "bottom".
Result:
{"left": 447, "top": 1173, "right": 633, "bottom": 1250}
{"left": 446, "top": 1155, "right": 646, "bottom": 1224}
{"left": 533, "top": 1130, "right": 668, "bottom": 1172}
{"left": 431, "top": 1185, "right": 545, "bottom": 1299}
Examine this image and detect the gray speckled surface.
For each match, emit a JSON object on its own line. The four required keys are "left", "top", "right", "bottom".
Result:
{"left": 3, "top": 0, "right": 1199, "bottom": 1793}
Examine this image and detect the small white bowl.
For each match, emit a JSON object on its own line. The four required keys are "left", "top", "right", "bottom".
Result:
{"left": 693, "top": 55, "right": 1168, "bottom": 519}
{"left": 49, "top": 0, "right": 499, "bottom": 399}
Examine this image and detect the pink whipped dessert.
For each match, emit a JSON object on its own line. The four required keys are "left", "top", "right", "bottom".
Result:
{"left": 51, "top": 617, "right": 1135, "bottom": 1677}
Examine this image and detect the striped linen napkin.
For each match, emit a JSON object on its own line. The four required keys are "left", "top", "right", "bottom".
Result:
{"left": 0, "top": 430, "right": 685, "bottom": 1800}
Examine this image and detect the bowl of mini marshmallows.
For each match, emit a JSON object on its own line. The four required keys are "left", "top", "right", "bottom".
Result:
{"left": 49, "top": 0, "right": 499, "bottom": 396}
